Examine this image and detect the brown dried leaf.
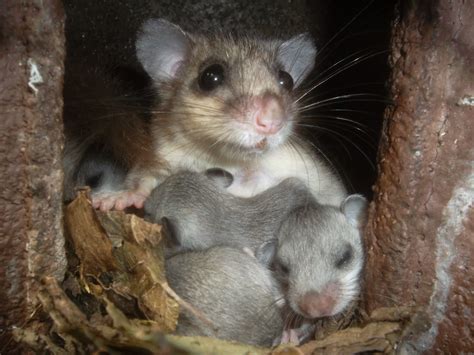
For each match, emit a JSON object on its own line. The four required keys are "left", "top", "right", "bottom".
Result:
{"left": 271, "top": 345, "right": 305, "bottom": 355}
{"left": 165, "top": 335, "right": 272, "bottom": 355}
{"left": 99, "top": 211, "right": 178, "bottom": 332}
{"left": 36, "top": 276, "right": 186, "bottom": 354}
{"left": 65, "top": 192, "right": 179, "bottom": 333}
{"left": 34, "top": 277, "right": 274, "bottom": 355}
{"left": 299, "top": 318, "right": 404, "bottom": 355}
{"left": 115, "top": 239, "right": 179, "bottom": 331}
{"left": 65, "top": 191, "right": 118, "bottom": 277}
{"left": 12, "top": 327, "right": 68, "bottom": 354}
{"left": 95, "top": 210, "right": 126, "bottom": 247}
{"left": 369, "top": 306, "right": 415, "bottom": 322}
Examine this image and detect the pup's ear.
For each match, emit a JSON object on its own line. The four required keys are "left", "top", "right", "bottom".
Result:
{"left": 160, "top": 217, "right": 182, "bottom": 248}
{"left": 255, "top": 239, "right": 278, "bottom": 268}
{"left": 341, "top": 194, "right": 368, "bottom": 229}
{"left": 205, "top": 168, "right": 234, "bottom": 189}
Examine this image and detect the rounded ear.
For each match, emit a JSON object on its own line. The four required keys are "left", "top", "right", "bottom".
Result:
{"left": 341, "top": 194, "right": 368, "bottom": 229}
{"left": 160, "top": 217, "right": 182, "bottom": 247}
{"left": 136, "top": 18, "right": 191, "bottom": 84}
{"left": 255, "top": 239, "right": 278, "bottom": 267}
{"left": 277, "top": 33, "right": 317, "bottom": 87}
{"left": 204, "top": 168, "right": 234, "bottom": 189}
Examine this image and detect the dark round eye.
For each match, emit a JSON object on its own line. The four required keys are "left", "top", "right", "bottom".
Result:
{"left": 335, "top": 245, "right": 353, "bottom": 269}
{"left": 278, "top": 70, "right": 294, "bottom": 91}
{"left": 198, "top": 64, "right": 225, "bottom": 91}
{"left": 277, "top": 261, "right": 290, "bottom": 276}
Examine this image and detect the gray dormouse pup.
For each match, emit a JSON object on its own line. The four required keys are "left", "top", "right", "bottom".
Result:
{"left": 258, "top": 194, "right": 367, "bottom": 322}
{"left": 144, "top": 169, "right": 312, "bottom": 254}
{"left": 150, "top": 168, "right": 367, "bottom": 344}
{"left": 165, "top": 246, "right": 283, "bottom": 346}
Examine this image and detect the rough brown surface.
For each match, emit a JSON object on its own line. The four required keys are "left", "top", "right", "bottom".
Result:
{"left": 364, "top": 0, "right": 473, "bottom": 353}
{"left": 0, "top": 1, "right": 66, "bottom": 351}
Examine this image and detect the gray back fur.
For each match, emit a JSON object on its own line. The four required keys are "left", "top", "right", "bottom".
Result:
{"left": 165, "top": 246, "right": 283, "bottom": 346}
{"left": 144, "top": 170, "right": 312, "bottom": 253}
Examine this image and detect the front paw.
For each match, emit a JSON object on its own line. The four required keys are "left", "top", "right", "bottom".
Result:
{"left": 92, "top": 190, "right": 148, "bottom": 211}
{"left": 274, "top": 323, "right": 316, "bottom": 346}
{"left": 274, "top": 329, "right": 300, "bottom": 346}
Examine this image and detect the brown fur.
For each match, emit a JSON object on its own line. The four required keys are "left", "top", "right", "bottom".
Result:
{"left": 63, "top": 61, "right": 162, "bottom": 198}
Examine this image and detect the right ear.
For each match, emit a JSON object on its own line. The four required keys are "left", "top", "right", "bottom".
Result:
{"left": 277, "top": 33, "right": 317, "bottom": 87}
{"left": 341, "top": 194, "right": 368, "bottom": 229}
{"left": 136, "top": 19, "right": 191, "bottom": 83}
{"left": 160, "top": 217, "right": 181, "bottom": 248}
{"left": 255, "top": 239, "right": 278, "bottom": 267}
{"left": 205, "top": 168, "right": 234, "bottom": 189}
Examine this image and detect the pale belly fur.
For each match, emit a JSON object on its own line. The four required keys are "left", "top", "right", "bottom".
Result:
{"left": 159, "top": 143, "right": 347, "bottom": 207}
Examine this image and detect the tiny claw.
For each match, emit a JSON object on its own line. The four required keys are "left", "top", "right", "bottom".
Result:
{"left": 100, "top": 197, "right": 115, "bottom": 212}
{"left": 278, "top": 328, "right": 302, "bottom": 345}
{"left": 133, "top": 199, "right": 145, "bottom": 209}
{"left": 288, "top": 329, "right": 300, "bottom": 345}
{"left": 114, "top": 200, "right": 126, "bottom": 211}
{"left": 91, "top": 189, "right": 149, "bottom": 211}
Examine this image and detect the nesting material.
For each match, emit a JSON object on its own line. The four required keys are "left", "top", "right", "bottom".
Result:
{"left": 14, "top": 191, "right": 417, "bottom": 354}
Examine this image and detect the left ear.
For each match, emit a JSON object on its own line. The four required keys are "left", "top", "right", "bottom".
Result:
{"left": 341, "top": 194, "right": 368, "bottom": 229}
{"left": 277, "top": 33, "right": 317, "bottom": 87}
{"left": 255, "top": 239, "right": 278, "bottom": 268}
{"left": 205, "top": 168, "right": 234, "bottom": 189}
{"left": 136, "top": 18, "right": 191, "bottom": 84}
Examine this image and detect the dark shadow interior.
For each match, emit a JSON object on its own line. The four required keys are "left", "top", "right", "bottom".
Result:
{"left": 305, "top": 1, "right": 396, "bottom": 197}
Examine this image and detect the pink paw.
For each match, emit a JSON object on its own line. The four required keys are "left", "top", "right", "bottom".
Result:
{"left": 92, "top": 190, "right": 148, "bottom": 211}
{"left": 275, "top": 323, "right": 315, "bottom": 346}
{"left": 280, "top": 329, "right": 300, "bottom": 345}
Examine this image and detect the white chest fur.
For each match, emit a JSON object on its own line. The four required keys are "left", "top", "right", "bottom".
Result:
{"left": 159, "top": 142, "right": 347, "bottom": 206}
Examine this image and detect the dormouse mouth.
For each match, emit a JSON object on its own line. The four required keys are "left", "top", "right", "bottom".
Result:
{"left": 255, "top": 138, "right": 268, "bottom": 150}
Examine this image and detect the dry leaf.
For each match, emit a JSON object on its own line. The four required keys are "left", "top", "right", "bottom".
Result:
{"left": 31, "top": 277, "right": 279, "bottom": 355}
{"left": 297, "top": 307, "right": 419, "bottom": 355}
{"left": 65, "top": 191, "right": 179, "bottom": 333}
{"left": 65, "top": 192, "right": 118, "bottom": 276}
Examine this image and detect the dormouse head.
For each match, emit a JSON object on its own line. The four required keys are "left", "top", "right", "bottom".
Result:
{"left": 258, "top": 194, "right": 367, "bottom": 319}
{"left": 136, "top": 19, "right": 316, "bottom": 160}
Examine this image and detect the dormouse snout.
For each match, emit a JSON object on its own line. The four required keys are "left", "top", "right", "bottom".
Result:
{"left": 298, "top": 282, "right": 340, "bottom": 318}
{"left": 248, "top": 94, "right": 285, "bottom": 135}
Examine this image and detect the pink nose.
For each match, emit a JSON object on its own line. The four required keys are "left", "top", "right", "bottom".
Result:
{"left": 298, "top": 284, "right": 339, "bottom": 318}
{"left": 251, "top": 95, "right": 285, "bottom": 135}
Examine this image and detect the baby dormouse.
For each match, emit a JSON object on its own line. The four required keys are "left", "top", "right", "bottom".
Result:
{"left": 144, "top": 169, "right": 312, "bottom": 256}
{"left": 166, "top": 246, "right": 283, "bottom": 346}
{"left": 258, "top": 194, "right": 367, "bottom": 322}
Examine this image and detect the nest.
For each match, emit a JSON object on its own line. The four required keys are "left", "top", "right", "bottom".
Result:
{"left": 14, "top": 191, "right": 416, "bottom": 354}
